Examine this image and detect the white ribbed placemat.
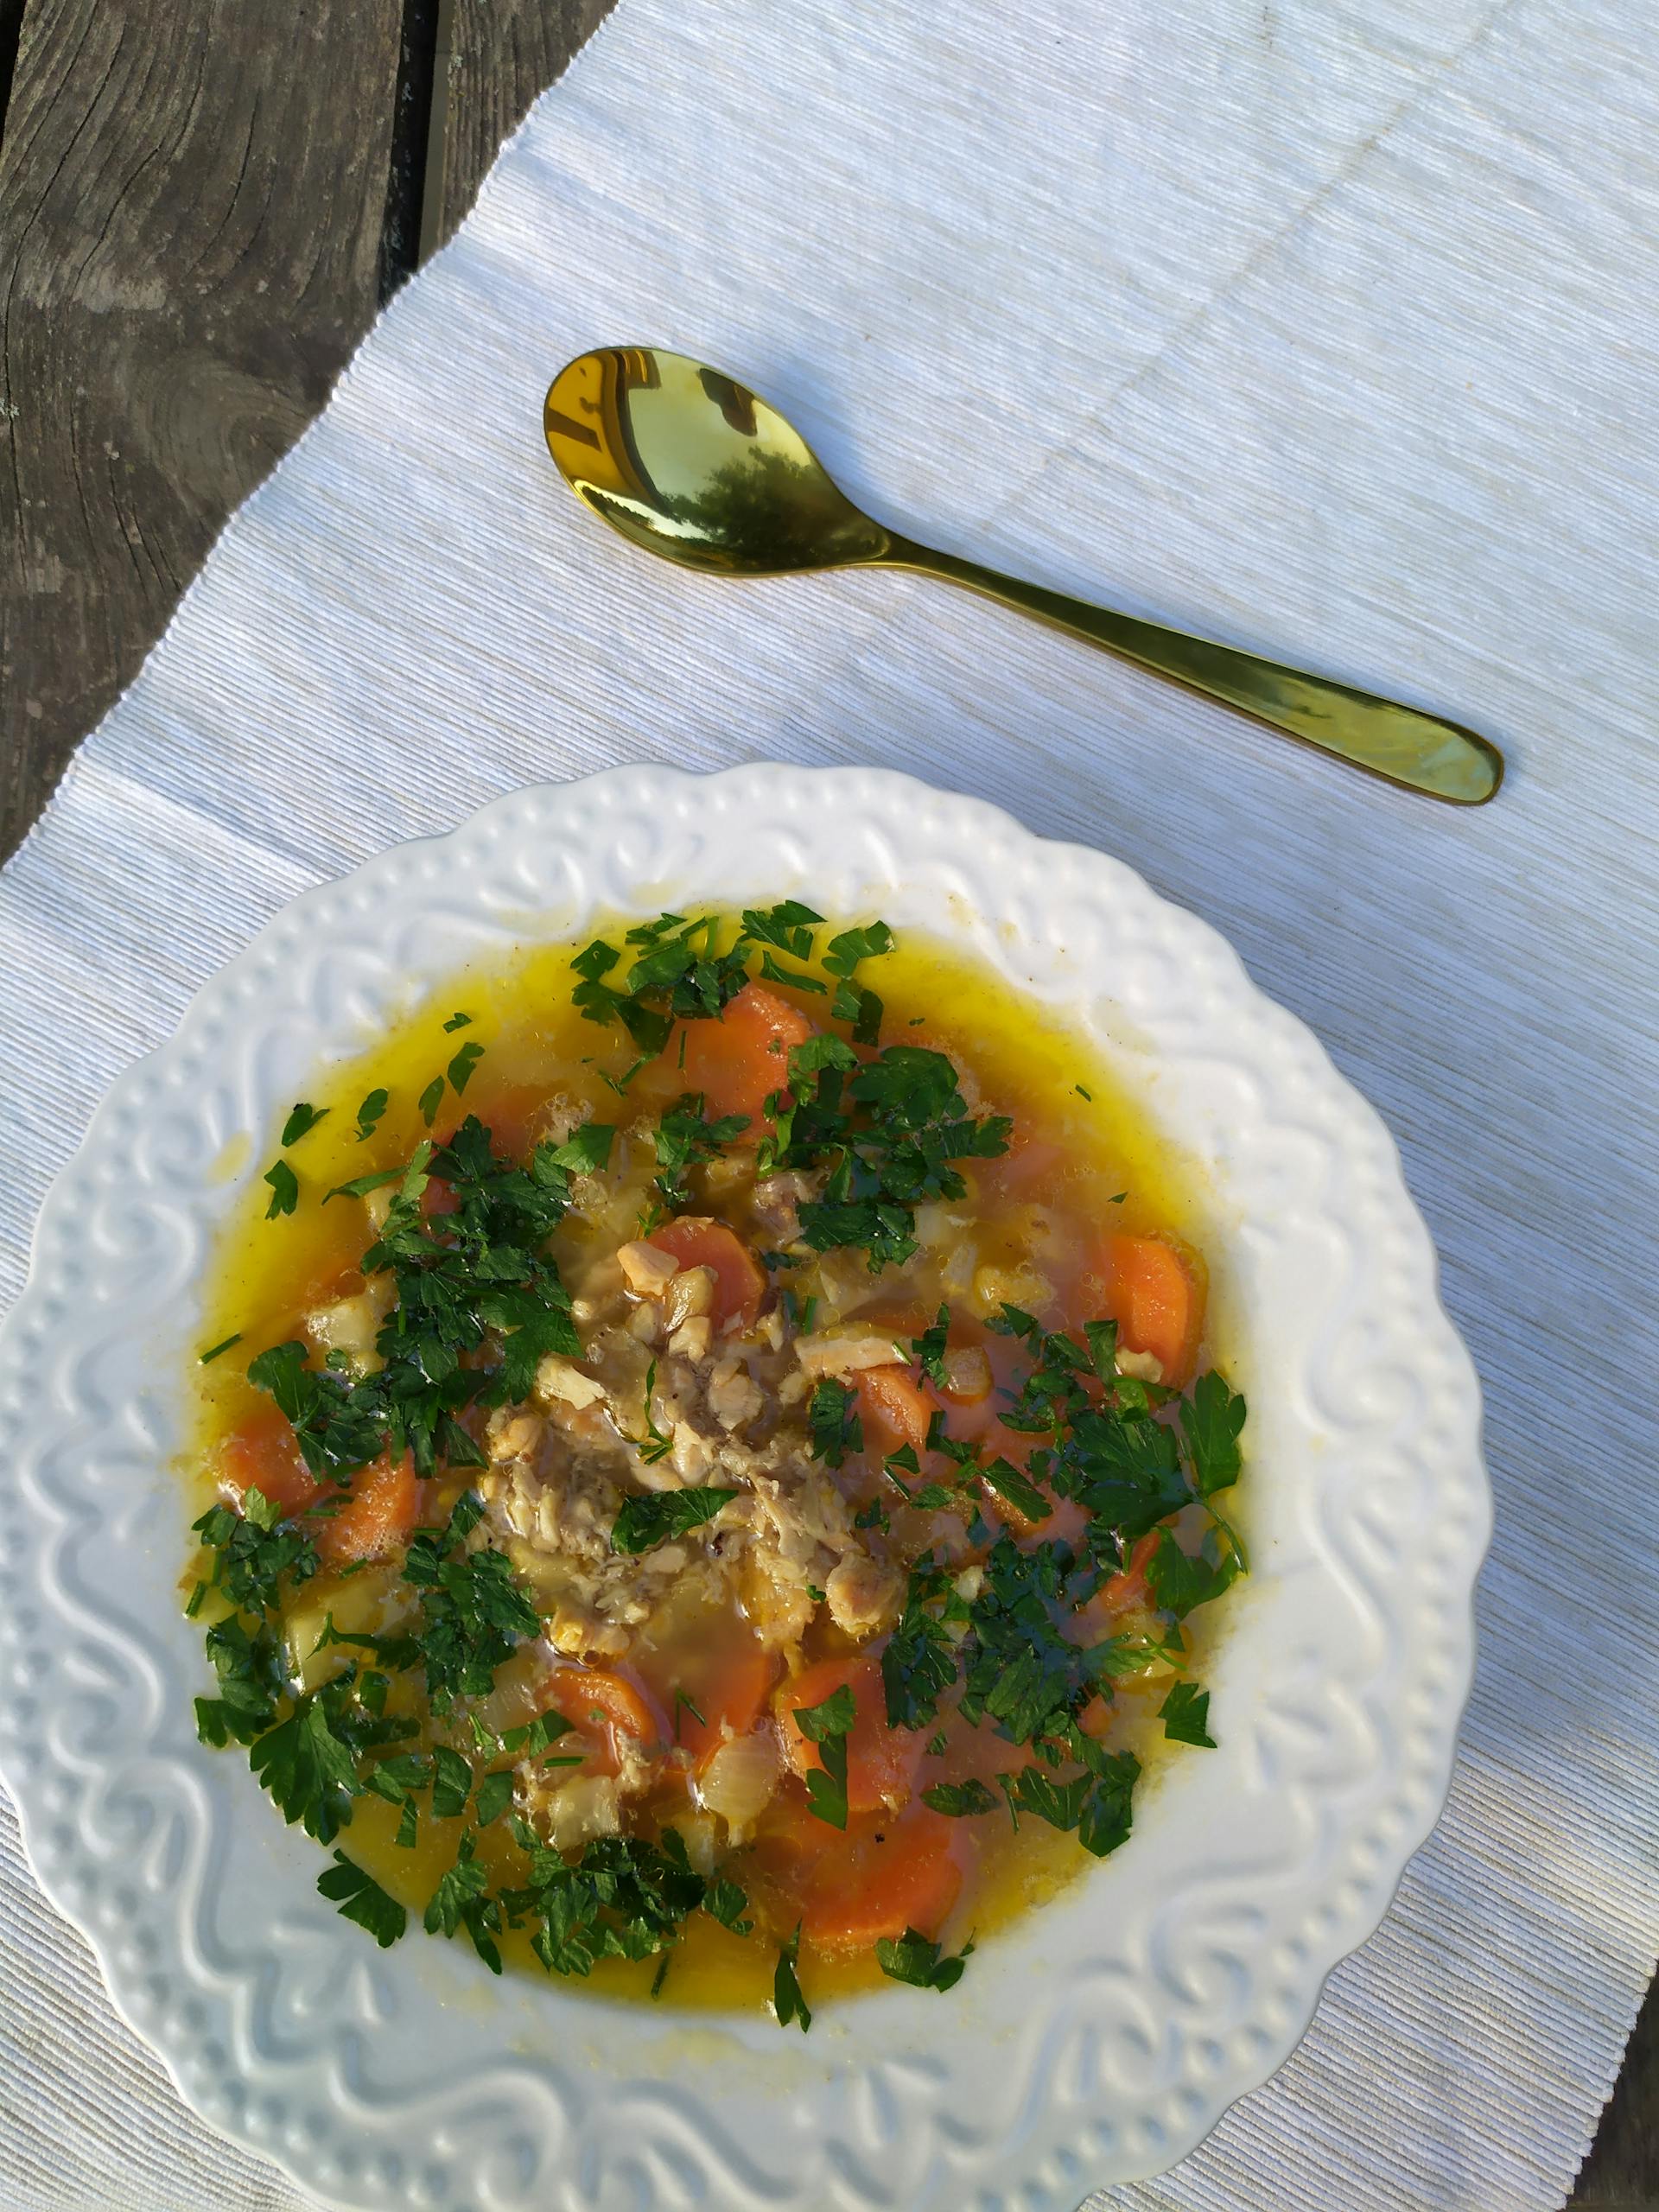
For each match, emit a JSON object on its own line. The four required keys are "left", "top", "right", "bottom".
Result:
{"left": 2, "top": 2, "right": 1656, "bottom": 2207}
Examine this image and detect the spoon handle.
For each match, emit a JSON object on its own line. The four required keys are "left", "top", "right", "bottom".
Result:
{"left": 875, "top": 537, "right": 1503, "bottom": 804}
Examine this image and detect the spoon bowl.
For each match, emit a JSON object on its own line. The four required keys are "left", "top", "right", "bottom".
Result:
{"left": 544, "top": 347, "right": 887, "bottom": 575}
{"left": 544, "top": 346, "right": 1504, "bottom": 804}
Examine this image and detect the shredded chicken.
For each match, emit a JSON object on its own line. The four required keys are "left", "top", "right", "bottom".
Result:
{"left": 794, "top": 1328, "right": 906, "bottom": 1378}
{"left": 534, "top": 1355, "right": 607, "bottom": 1410}
{"left": 618, "top": 1240, "right": 679, "bottom": 1297}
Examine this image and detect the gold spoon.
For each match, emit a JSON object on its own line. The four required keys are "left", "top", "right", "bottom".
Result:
{"left": 543, "top": 346, "right": 1503, "bottom": 804}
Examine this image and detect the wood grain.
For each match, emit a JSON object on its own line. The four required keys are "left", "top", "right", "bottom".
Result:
{"left": 0, "top": 0, "right": 405, "bottom": 861}
{"left": 1575, "top": 1981, "right": 1659, "bottom": 2209}
{"left": 424, "top": 0, "right": 615, "bottom": 252}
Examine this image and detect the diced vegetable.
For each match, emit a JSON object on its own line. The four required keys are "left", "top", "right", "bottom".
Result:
{"left": 855, "top": 1365, "right": 934, "bottom": 1454}
{"left": 799, "top": 1805, "right": 965, "bottom": 1950}
{"left": 543, "top": 1664, "right": 664, "bottom": 1769}
{"left": 676, "top": 980, "right": 815, "bottom": 1132}
{"left": 314, "top": 1452, "right": 419, "bottom": 1568}
{"left": 1098, "top": 1233, "right": 1204, "bottom": 1388}
{"left": 679, "top": 1638, "right": 780, "bottom": 1767}
{"left": 215, "top": 1407, "right": 321, "bottom": 1518}
{"left": 1093, "top": 1529, "right": 1160, "bottom": 1618}
{"left": 646, "top": 1216, "right": 768, "bottom": 1332}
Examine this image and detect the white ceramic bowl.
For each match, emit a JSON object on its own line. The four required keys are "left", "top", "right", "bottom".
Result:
{"left": 0, "top": 764, "right": 1487, "bottom": 2212}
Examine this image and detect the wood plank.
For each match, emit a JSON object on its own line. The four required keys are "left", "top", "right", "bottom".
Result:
{"left": 0, "top": 0, "right": 406, "bottom": 860}
{"left": 1573, "top": 1980, "right": 1659, "bottom": 2208}
{"left": 424, "top": 0, "right": 615, "bottom": 253}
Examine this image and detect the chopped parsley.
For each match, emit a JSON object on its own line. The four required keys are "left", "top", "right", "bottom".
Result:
{"left": 808, "top": 1376, "right": 862, "bottom": 1467}
{"left": 649, "top": 1094, "right": 750, "bottom": 1212}
{"left": 773, "top": 1923, "right": 811, "bottom": 2032}
{"left": 448, "top": 1040, "right": 485, "bottom": 1093}
{"left": 793, "top": 1682, "right": 855, "bottom": 1829}
{"left": 875, "top": 1926, "right": 973, "bottom": 1992}
{"left": 611, "top": 1485, "right": 739, "bottom": 1554}
{"left": 1160, "top": 1681, "right": 1217, "bottom": 1748}
{"left": 197, "top": 1332, "right": 241, "bottom": 1365}
{"left": 262, "top": 1160, "right": 299, "bottom": 1218}
{"left": 502, "top": 1825, "right": 749, "bottom": 1977}
{"left": 401, "top": 1495, "right": 540, "bottom": 1707}
{"left": 354, "top": 1088, "right": 390, "bottom": 1141}
{"left": 922, "top": 1777, "right": 999, "bottom": 1817}
{"left": 282, "top": 1102, "right": 327, "bottom": 1146}
{"left": 318, "top": 1852, "right": 406, "bottom": 1947}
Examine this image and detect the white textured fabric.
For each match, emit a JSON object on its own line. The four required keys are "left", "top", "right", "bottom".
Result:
{"left": 2, "top": 1, "right": 1656, "bottom": 2207}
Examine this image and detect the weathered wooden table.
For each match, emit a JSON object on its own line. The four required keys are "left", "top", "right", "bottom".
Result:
{"left": 0, "top": 3, "right": 1651, "bottom": 2205}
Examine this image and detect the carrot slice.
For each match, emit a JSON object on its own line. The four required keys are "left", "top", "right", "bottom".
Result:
{"left": 1093, "top": 1529, "right": 1160, "bottom": 1619}
{"left": 679, "top": 1637, "right": 781, "bottom": 1768}
{"left": 801, "top": 1805, "right": 966, "bottom": 1951}
{"left": 545, "top": 1664, "right": 660, "bottom": 1741}
{"left": 676, "top": 980, "right": 815, "bottom": 1134}
{"left": 777, "top": 1649, "right": 924, "bottom": 1814}
{"left": 645, "top": 1216, "right": 768, "bottom": 1332}
{"left": 1099, "top": 1233, "right": 1205, "bottom": 1388}
{"left": 855, "top": 1365, "right": 934, "bottom": 1455}
{"left": 216, "top": 1408, "right": 321, "bottom": 1520}
{"left": 314, "top": 1452, "right": 419, "bottom": 1568}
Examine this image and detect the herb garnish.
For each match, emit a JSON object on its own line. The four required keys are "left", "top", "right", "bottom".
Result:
{"left": 793, "top": 1682, "right": 855, "bottom": 1828}
{"left": 1159, "top": 1681, "right": 1217, "bottom": 1747}
{"left": 611, "top": 1485, "right": 739, "bottom": 1555}
{"left": 318, "top": 1852, "right": 406, "bottom": 1948}
{"left": 282, "top": 1103, "right": 327, "bottom": 1146}
{"left": 354, "top": 1088, "right": 390, "bottom": 1141}
{"left": 263, "top": 1160, "right": 299, "bottom": 1218}
{"left": 875, "top": 1926, "right": 973, "bottom": 1992}
{"left": 773, "top": 1923, "right": 811, "bottom": 2031}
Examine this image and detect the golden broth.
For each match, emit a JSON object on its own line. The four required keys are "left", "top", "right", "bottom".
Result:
{"left": 183, "top": 919, "right": 1230, "bottom": 2012}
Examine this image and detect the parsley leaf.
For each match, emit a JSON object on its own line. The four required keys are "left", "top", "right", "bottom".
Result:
{"left": 1179, "top": 1370, "right": 1246, "bottom": 1497}
{"left": 980, "top": 1454, "right": 1051, "bottom": 1524}
{"left": 248, "top": 1697, "right": 361, "bottom": 1840}
{"left": 354, "top": 1088, "right": 390, "bottom": 1141}
{"left": 793, "top": 1683, "right": 855, "bottom": 1829}
{"left": 875, "top": 1927, "right": 973, "bottom": 1992}
{"left": 741, "top": 899, "right": 823, "bottom": 958}
{"left": 263, "top": 1160, "right": 299, "bottom": 1218}
{"left": 650, "top": 1094, "right": 749, "bottom": 1211}
{"left": 429, "top": 1744, "right": 474, "bottom": 1819}
{"left": 611, "top": 1485, "right": 738, "bottom": 1554}
{"left": 474, "top": 1768, "right": 516, "bottom": 1826}
{"left": 773, "top": 1923, "right": 811, "bottom": 2032}
{"left": 808, "top": 1376, "right": 862, "bottom": 1468}
{"left": 417, "top": 1077, "right": 444, "bottom": 1128}
{"left": 423, "top": 1829, "right": 502, "bottom": 1972}
{"left": 823, "top": 920, "right": 894, "bottom": 977}
{"left": 911, "top": 1304, "right": 950, "bottom": 1388}
{"left": 1160, "top": 1680, "right": 1217, "bottom": 1748}
{"left": 923, "top": 1777, "right": 999, "bottom": 1817}
{"left": 318, "top": 1852, "right": 407, "bottom": 1948}
{"left": 282, "top": 1103, "right": 327, "bottom": 1146}
{"left": 442, "top": 1010, "right": 473, "bottom": 1032}
{"left": 1146, "top": 1527, "right": 1240, "bottom": 1618}
{"left": 447, "top": 1041, "right": 485, "bottom": 1094}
